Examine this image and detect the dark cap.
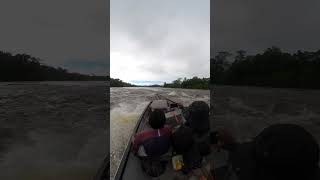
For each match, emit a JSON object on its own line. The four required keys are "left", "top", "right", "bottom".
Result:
{"left": 149, "top": 109, "right": 166, "bottom": 129}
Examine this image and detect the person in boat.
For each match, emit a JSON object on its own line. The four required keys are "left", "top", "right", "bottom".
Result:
{"left": 185, "top": 101, "right": 210, "bottom": 135}
{"left": 210, "top": 124, "right": 320, "bottom": 180}
{"left": 171, "top": 101, "right": 211, "bottom": 175}
{"left": 132, "top": 109, "right": 172, "bottom": 157}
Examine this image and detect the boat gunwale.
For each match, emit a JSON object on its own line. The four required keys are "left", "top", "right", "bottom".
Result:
{"left": 113, "top": 101, "right": 152, "bottom": 180}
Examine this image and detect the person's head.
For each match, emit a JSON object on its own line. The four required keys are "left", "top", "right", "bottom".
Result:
{"left": 189, "top": 101, "right": 209, "bottom": 125}
{"left": 189, "top": 101, "right": 209, "bottom": 118}
{"left": 149, "top": 109, "right": 166, "bottom": 129}
{"left": 253, "top": 124, "right": 320, "bottom": 180}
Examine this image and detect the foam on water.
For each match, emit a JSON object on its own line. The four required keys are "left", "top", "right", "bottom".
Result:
{"left": 110, "top": 103, "right": 150, "bottom": 178}
{"left": 168, "top": 91, "right": 178, "bottom": 96}
{"left": 0, "top": 129, "right": 107, "bottom": 180}
{"left": 181, "top": 92, "right": 190, "bottom": 97}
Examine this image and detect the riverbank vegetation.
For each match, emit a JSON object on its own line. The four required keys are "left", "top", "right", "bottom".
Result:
{"left": 163, "top": 77, "right": 209, "bottom": 89}
{"left": 110, "top": 77, "right": 209, "bottom": 89}
{"left": 0, "top": 51, "right": 107, "bottom": 81}
{"left": 110, "top": 78, "right": 135, "bottom": 87}
{"left": 211, "top": 47, "right": 320, "bottom": 89}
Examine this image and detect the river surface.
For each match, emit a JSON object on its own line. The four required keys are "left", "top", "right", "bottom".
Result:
{"left": 0, "top": 81, "right": 108, "bottom": 180}
{"left": 110, "top": 87, "right": 210, "bottom": 178}
{"left": 7, "top": 83, "right": 317, "bottom": 179}
{"left": 211, "top": 85, "right": 320, "bottom": 143}
{"left": 111, "top": 85, "right": 320, "bottom": 179}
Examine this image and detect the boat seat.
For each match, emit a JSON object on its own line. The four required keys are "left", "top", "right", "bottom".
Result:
{"left": 150, "top": 100, "right": 168, "bottom": 110}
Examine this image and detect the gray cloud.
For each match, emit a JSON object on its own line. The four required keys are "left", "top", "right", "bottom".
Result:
{"left": 0, "top": 0, "right": 108, "bottom": 75}
{"left": 211, "top": 0, "right": 320, "bottom": 56}
{"left": 111, "top": 0, "right": 210, "bottom": 84}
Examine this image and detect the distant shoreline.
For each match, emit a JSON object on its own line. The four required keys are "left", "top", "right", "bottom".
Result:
{"left": 110, "top": 86, "right": 209, "bottom": 90}
{"left": 110, "top": 77, "right": 209, "bottom": 90}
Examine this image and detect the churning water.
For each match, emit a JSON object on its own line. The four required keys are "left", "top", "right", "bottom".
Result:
{"left": 0, "top": 81, "right": 107, "bottom": 180}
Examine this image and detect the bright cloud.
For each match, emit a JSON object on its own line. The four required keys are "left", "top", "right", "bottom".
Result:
{"left": 111, "top": 0, "right": 210, "bottom": 84}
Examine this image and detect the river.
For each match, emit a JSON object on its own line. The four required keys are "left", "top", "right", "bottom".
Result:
{"left": 3, "top": 83, "right": 318, "bottom": 179}
{"left": 0, "top": 81, "right": 108, "bottom": 180}
{"left": 211, "top": 85, "right": 320, "bottom": 143}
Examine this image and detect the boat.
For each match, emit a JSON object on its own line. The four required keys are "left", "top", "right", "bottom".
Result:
{"left": 114, "top": 94, "right": 190, "bottom": 180}
{"left": 97, "top": 94, "right": 231, "bottom": 180}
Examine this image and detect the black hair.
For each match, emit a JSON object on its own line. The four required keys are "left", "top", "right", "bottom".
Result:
{"left": 149, "top": 109, "right": 166, "bottom": 129}
{"left": 190, "top": 101, "right": 209, "bottom": 113}
{"left": 189, "top": 101, "right": 209, "bottom": 120}
{"left": 187, "top": 101, "right": 210, "bottom": 134}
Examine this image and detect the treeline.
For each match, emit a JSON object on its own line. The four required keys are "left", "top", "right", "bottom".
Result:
{"left": 0, "top": 51, "right": 107, "bottom": 81}
{"left": 110, "top": 77, "right": 209, "bottom": 89}
{"left": 211, "top": 47, "right": 320, "bottom": 89}
{"left": 164, "top": 77, "right": 209, "bottom": 89}
{"left": 110, "top": 78, "right": 135, "bottom": 87}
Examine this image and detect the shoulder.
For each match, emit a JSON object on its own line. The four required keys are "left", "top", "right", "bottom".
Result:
{"left": 135, "top": 129, "right": 155, "bottom": 137}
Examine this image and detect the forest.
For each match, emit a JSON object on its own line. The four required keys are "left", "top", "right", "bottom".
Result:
{"left": 163, "top": 77, "right": 209, "bottom": 89}
{"left": 110, "top": 78, "right": 135, "bottom": 87}
{"left": 211, "top": 47, "right": 320, "bottom": 89}
{"left": 0, "top": 51, "right": 107, "bottom": 81}
{"left": 110, "top": 77, "right": 209, "bottom": 89}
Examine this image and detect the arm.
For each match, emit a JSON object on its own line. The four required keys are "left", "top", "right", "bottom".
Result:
{"left": 132, "top": 130, "right": 157, "bottom": 153}
{"left": 132, "top": 133, "right": 143, "bottom": 153}
{"left": 211, "top": 128, "right": 237, "bottom": 151}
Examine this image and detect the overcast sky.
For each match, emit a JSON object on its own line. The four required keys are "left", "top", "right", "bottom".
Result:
{"left": 4, "top": 0, "right": 317, "bottom": 79}
{"left": 212, "top": 0, "right": 320, "bottom": 56}
{"left": 0, "top": 0, "right": 108, "bottom": 76}
{"left": 111, "top": 0, "right": 210, "bottom": 85}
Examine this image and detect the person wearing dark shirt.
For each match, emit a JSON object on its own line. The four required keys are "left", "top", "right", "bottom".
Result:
{"left": 185, "top": 101, "right": 210, "bottom": 135}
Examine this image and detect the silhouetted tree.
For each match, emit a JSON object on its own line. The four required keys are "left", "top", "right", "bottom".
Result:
{"left": 110, "top": 78, "right": 135, "bottom": 87}
{"left": 163, "top": 76, "right": 209, "bottom": 89}
{"left": 210, "top": 47, "right": 320, "bottom": 89}
{"left": 0, "top": 51, "right": 107, "bottom": 81}
{"left": 210, "top": 51, "right": 232, "bottom": 84}
{"left": 235, "top": 50, "right": 246, "bottom": 62}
